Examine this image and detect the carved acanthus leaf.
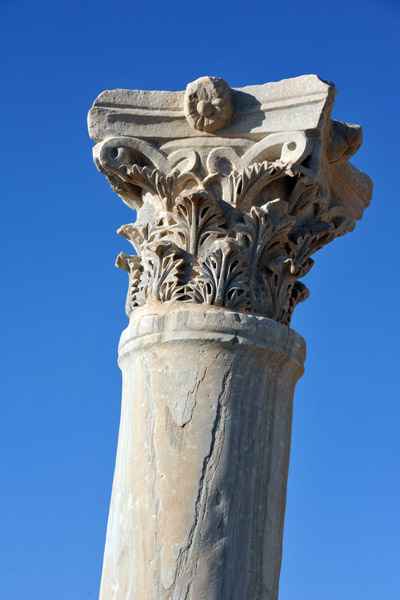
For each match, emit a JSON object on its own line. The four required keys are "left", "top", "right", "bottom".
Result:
{"left": 261, "top": 256, "right": 305, "bottom": 322}
{"left": 91, "top": 77, "right": 372, "bottom": 324}
{"left": 141, "top": 241, "right": 185, "bottom": 302}
{"left": 187, "top": 241, "right": 251, "bottom": 311}
{"left": 124, "top": 165, "right": 179, "bottom": 211}
{"left": 115, "top": 252, "right": 144, "bottom": 315}
{"left": 234, "top": 204, "right": 294, "bottom": 315}
{"left": 170, "top": 191, "right": 226, "bottom": 256}
{"left": 118, "top": 218, "right": 170, "bottom": 253}
{"left": 228, "top": 161, "right": 288, "bottom": 207}
{"left": 117, "top": 224, "right": 145, "bottom": 254}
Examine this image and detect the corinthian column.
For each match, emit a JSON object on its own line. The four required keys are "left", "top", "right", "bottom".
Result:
{"left": 88, "top": 75, "right": 372, "bottom": 600}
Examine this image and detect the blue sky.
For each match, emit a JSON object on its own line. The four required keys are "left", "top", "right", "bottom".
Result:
{"left": 1, "top": 0, "right": 399, "bottom": 598}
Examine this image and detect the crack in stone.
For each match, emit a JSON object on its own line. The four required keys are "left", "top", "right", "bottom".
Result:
{"left": 172, "top": 365, "right": 232, "bottom": 597}
{"left": 179, "top": 365, "right": 209, "bottom": 428}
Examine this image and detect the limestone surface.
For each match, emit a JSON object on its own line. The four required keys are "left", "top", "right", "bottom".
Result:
{"left": 100, "top": 307, "right": 305, "bottom": 600}
{"left": 88, "top": 75, "right": 372, "bottom": 600}
{"left": 89, "top": 75, "right": 372, "bottom": 325}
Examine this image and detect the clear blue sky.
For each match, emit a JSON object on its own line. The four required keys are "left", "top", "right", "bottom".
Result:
{"left": 1, "top": 0, "right": 399, "bottom": 598}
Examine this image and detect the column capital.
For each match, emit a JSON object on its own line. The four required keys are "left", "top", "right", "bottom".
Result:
{"left": 88, "top": 74, "right": 372, "bottom": 325}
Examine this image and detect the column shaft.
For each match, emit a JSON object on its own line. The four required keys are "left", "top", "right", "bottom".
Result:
{"left": 88, "top": 74, "right": 372, "bottom": 600}
{"left": 99, "top": 307, "right": 305, "bottom": 600}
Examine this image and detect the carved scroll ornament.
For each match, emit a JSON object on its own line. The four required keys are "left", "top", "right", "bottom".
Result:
{"left": 89, "top": 75, "right": 372, "bottom": 325}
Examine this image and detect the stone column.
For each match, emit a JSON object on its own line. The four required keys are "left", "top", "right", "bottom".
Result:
{"left": 88, "top": 75, "right": 372, "bottom": 600}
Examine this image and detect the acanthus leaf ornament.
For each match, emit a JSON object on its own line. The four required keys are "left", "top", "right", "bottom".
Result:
{"left": 115, "top": 252, "right": 144, "bottom": 316}
{"left": 228, "top": 162, "right": 288, "bottom": 208}
{"left": 141, "top": 241, "right": 185, "bottom": 303}
{"left": 90, "top": 75, "right": 373, "bottom": 324}
{"left": 170, "top": 191, "right": 226, "bottom": 256}
{"left": 186, "top": 240, "right": 251, "bottom": 311}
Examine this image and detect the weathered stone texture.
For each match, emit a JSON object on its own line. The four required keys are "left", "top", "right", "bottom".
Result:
{"left": 88, "top": 75, "right": 372, "bottom": 600}
{"left": 100, "top": 307, "right": 305, "bottom": 600}
{"left": 89, "top": 75, "right": 372, "bottom": 325}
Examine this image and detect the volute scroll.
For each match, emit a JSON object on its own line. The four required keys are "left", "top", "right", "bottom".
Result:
{"left": 89, "top": 75, "right": 372, "bottom": 324}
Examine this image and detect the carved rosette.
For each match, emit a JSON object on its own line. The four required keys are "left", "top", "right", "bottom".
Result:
{"left": 90, "top": 75, "right": 372, "bottom": 325}
{"left": 184, "top": 76, "right": 232, "bottom": 132}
